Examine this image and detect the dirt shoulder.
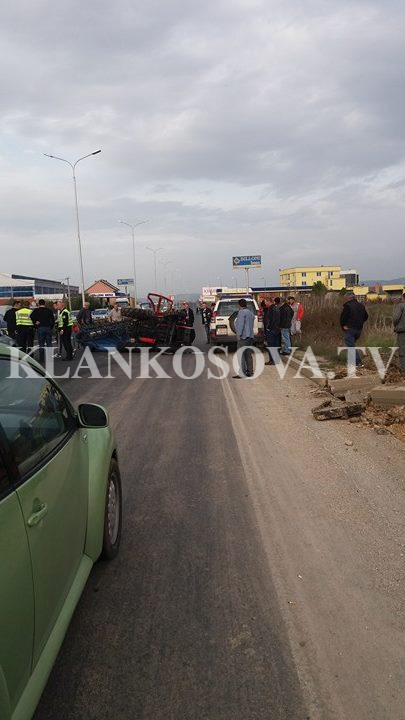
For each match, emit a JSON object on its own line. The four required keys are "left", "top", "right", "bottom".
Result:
{"left": 222, "top": 364, "right": 405, "bottom": 720}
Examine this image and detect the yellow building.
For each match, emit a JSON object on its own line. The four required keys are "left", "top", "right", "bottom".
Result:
{"left": 350, "top": 286, "right": 369, "bottom": 300}
{"left": 382, "top": 284, "right": 405, "bottom": 299}
{"left": 279, "top": 266, "right": 346, "bottom": 291}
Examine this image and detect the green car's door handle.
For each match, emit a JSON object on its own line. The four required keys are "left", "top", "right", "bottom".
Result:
{"left": 27, "top": 503, "right": 48, "bottom": 527}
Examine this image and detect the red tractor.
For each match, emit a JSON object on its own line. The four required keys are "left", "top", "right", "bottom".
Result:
{"left": 119, "top": 293, "right": 195, "bottom": 352}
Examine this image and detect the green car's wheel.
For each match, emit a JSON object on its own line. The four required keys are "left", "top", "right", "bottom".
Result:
{"left": 101, "top": 459, "right": 122, "bottom": 560}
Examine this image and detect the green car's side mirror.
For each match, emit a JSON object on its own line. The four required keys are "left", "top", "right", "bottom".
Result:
{"left": 77, "top": 403, "right": 108, "bottom": 428}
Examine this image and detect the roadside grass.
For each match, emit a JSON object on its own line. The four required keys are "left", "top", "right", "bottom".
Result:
{"left": 298, "top": 297, "right": 397, "bottom": 368}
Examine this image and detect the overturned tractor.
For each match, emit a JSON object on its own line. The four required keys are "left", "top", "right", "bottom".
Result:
{"left": 76, "top": 294, "right": 195, "bottom": 352}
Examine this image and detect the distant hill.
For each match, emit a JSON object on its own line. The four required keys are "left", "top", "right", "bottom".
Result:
{"left": 363, "top": 277, "right": 405, "bottom": 285}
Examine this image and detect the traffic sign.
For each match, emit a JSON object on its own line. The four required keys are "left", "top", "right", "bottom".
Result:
{"left": 232, "top": 255, "right": 261, "bottom": 269}
{"left": 117, "top": 278, "right": 134, "bottom": 285}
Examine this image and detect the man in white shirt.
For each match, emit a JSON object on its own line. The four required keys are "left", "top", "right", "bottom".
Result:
{"left": 233, "top": 299, "right": 255, "bottom": 378}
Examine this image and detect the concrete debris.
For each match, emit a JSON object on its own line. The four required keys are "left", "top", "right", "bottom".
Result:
{"left": 344, "top": 389, "right": 369, "bottom": 403}
{"left": 329, "top": 374, "right": 382, "bottom": 400}
{"left": 367, "top": 385, "right": 405, "bottom": 408}
{"left": 312, "top": 400, "right": 365, "bottom": 421}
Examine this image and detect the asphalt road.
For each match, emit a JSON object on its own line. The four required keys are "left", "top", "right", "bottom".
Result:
{"left": 35, "top": 324, "right": 405, "bottom": 720}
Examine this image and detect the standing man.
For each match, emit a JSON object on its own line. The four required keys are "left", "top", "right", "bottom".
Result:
{"left": 279, "top": 297, "right": 294, "bottom": 355}
{"left": 393, "top": 292, "right": 405, "bottom": 374}
{"left": 110, "top": 303, "right": 122, "bottom": 322}
{"left": 31, "top": 300, "right": 55, "bottom": 363}
{"left": 233, "top": 298, "right": 255, "bottom": 378}
{"left": 290, "top": 296, "right": 304, "bottom": 340}
{"left": 182, "top": 302, "right": 195, "bottom": 327}
{"left": 4, "top": 300, "right": 20, "bottom": 339}
{"left": 201, "top": 303, "right": 212, "bottom": 343}
{"left": 58, "top": 300, "right": 74, "bottom": 360}
{"left": 77, "top": 301, "right": 92, "bottom": 326}
{"left": 15, "top": 300, "right": 34, "bottom": 353}
{"left": 340, "top": 292, "right": 368, "bottom": 367}
{"left": 264, "top": 297, "right": 281, "bottom": 365}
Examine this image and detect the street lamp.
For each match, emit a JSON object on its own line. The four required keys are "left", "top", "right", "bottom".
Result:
{"left": 44, "top": 149, "right": 101, "bottom": 305}
{"left": 119, "top": 220, "right": 148, "bottom": 306}
{"left": 160, "top": 259, "right": 173, "bottom": 291}
{"left": 260, "top": 276, "right": 267, "bottom": 288}
{"left": 146, "top": 247, "right": 163, "bottom": 289}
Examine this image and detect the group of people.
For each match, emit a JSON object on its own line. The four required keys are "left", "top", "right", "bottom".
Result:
{"left": 4, "top": 299, "right": 75, "bottom": 361}
{"left": 231, "top": 295, "right": 303, "bottom": 377}
{"left": 261, "top": 295, "right": 304, "bottom": 365}
{"left": 234, "top": 290, "right": 405, "bottom": 376}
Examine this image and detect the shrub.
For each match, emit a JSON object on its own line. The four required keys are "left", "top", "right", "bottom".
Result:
{"left": 298, "top": 296, "right": 396, "bottom": 365}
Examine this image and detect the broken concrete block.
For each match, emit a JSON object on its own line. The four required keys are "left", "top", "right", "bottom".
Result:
{"left": 313, "top": 405, "right": 348, "bottom": 420}
{"left": 329, "top": 374, "right": 382, "bottom": 399}
{"left": 344, "top": 389, "right": 369, "bottom": 403}
{"left": 346, "top": 402, "right": 366, "bottom": 417}
{"left": 312, "top": 400, "right": 365, "bottom": 421}
{"left": 368, "top": 385, "right": 405, "bottom": 408}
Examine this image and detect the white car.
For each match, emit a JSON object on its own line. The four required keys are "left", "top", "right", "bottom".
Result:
{"left": 92, "top": 308, "right": 110, "bottom": 321}
{"left": 209, "top": 295, "right": 264, "bottom": 345}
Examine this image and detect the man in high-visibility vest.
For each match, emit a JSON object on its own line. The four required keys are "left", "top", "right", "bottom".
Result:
{"left": 15, "top": 300, "right": 34, "bottom": 353}
{"left": 58, "top": 301, "right": 74, "bottom": 360}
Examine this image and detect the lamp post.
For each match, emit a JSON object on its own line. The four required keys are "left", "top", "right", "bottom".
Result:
{"left": 44, "top": 149, "right": 101, "bottom": 305}
{"left": 119, "top": 220, "right": 148, "bottom": 306}
{"left": 146, "top": 247, "right": 163, "bottom": 289}
{"left": 260, "top": 276, "right": 267, "bottom": 288}
{"left": 160, "top": 259, "right": 173, "bottom": 292}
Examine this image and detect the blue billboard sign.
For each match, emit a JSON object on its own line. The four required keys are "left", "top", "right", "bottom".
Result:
{"left": 232, "top": 255, "right": 262, "bottom": 269}
{"left": 117, "top": 278, "right": 134, "bottom": 285}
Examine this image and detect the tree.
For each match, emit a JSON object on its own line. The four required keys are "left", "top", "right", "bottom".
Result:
{"left": 70, "top": 294, "right": 103, "bottom": 310}
{"left": 312, "top": 281, "right": 328, "bottom": 295}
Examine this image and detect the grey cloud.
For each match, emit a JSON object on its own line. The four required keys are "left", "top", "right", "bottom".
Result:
{"left": 1, "top": 0, "right": 405, "bottom": 289}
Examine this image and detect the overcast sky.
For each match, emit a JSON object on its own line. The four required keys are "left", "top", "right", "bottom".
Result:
{"left": 1, "top": 0, "right": 405, "bottom": 295}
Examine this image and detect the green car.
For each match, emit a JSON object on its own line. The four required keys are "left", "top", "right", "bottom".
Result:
{"left": 0, "top": 346, "right": 122, "bottom": 720}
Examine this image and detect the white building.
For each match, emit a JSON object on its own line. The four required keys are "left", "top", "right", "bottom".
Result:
{"left": 0, "top": 273, "right": 79, "bottom": 303}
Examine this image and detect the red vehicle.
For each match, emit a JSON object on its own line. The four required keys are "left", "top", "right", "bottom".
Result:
{"left": 120, "top": 293, "right": 195, "bottom": 352}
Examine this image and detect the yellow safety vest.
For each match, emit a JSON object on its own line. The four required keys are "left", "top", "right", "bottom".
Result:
{"left": 15, "top": 308, "right": 33, "bottom": 327}
{"left": 58, "top": 308, "right": 73, "bottom": 328}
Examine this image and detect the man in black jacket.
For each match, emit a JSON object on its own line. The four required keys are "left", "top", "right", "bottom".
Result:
{"left": 264, "top": 297, "right": 281, "bottom": 365}
{"left": 77, "top": 302, "right": 92, "bottom": 326}
{"left": 340, "top": 293, "right": 368, "bottom": 366}
{"left": 31, "top": 299, "right": 55, "bottom": 363}
{"left": 4, "top": 300, "right": 20, "bottom": 339}
{"left": 182, "top": 302, "right": 194, "bottom": 327}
